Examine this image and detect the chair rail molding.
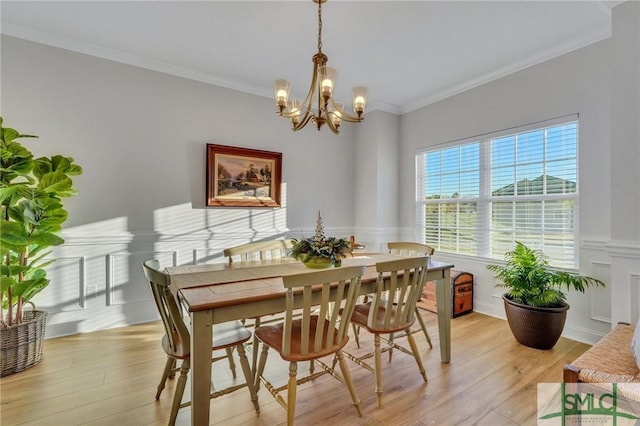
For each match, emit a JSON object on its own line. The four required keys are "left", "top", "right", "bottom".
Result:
{"left": 605, "top": 239, "right": 640, "bottom": 259}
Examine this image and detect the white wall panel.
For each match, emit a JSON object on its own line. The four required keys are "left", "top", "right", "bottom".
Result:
{"left": 589, "top": 262, "right": 611, "bottom": 323}
{"left": 36, "top": 257, "right": 86, "bottom": 312}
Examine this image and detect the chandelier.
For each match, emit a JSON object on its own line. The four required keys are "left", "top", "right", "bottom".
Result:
{"left": 274, "top": 0, "right": 368, "bottom": 134}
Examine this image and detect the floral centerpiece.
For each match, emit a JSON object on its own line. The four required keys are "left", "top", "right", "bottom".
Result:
{"left": 290, "top": 211, "right": 352, "bottom": 269}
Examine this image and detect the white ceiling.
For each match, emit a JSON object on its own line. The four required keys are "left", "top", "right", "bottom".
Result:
{"left": 0, "top": 1, "right": 622, "bottom": 114}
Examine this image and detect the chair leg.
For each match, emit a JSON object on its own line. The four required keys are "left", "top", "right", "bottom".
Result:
{"left": 224, "top": 347, "right": 237, "bottom": 378}
{"left": 336, "top": 350, "right": 362, "bottom": 417}
{"left": 414, "top": 306, "right": 433, "bottom": 349}
{"left": 287, "top": 362, "right": 298, "bottom": 426}
{"left": 236, "top": 343, "right": 260, "bottom": 413}
{"left": 252, "top": 316, "right": 262, "bottom": 376}
{"left": 255, "top": 342, "right": 270, "bottom": 392}
{"left": 374, "top": 334, "right": 383, "bottom": 408}
{"left": 156, "top": 356, "right": 174, "bottom": 399}
{"left": 168, "top": 358, "right": 177, "bottom": 378}
{"left": 406, "top": 332, "right": 428, "bottom": 383}
{"left": 169, "top": 359, "right": 189, "bottom": 426}
{"left": 351, "top": 323, "right": 361, "bottom": 348}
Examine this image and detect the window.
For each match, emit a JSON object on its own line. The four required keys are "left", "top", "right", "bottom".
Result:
{"left": 416, "top": 116, "right": 578, "bottom": 268}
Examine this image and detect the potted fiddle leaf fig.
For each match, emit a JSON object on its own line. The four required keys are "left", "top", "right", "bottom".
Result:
{"left": 0, "top": 116, "right": 82, "bottom": 376}
{"left": 487, "top": 241, "right": 605, "bottom": 349}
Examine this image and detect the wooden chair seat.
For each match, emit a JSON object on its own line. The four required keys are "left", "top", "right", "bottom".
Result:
{"left": 255, "top": 316, "right": 349, "bottom": 362}
{"left": 161, "top": 321, "right": 251, "bottom": 360}
{"left": 351, "top": 302, "right": 415, "bottom": 334}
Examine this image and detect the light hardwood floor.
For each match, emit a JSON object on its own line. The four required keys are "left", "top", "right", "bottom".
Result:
{"left": 0, "top": 311, "right": 590, "bottom": 426}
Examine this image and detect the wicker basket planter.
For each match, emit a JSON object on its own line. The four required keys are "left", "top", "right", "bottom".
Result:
{"left": 1, "top": 310, "right": 48, "bottom": 377}
{"left": 502, "top": 295, "right": 568, "bottom": 350}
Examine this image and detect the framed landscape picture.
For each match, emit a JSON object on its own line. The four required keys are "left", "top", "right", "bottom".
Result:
{"left": 206, "top": 144, "right": 282, "bottom": 207}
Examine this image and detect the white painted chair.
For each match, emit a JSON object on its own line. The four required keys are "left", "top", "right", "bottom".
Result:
{"left": 223, "top": 239, "right": 293, "bottom": 264}
{"left": 223, "top": 239, "right": 294, "bottom": 372}
{"left": 343, "top": 256, "right": 430, "bottom": 407}
{"left": 254, "top": 265, "right": 365, "bottom": 426}
{"left": 142, "top": 260, "right": 259, "bottom": 425}
{"left": 387, "top": 241, "right": 435, "bottom": 349}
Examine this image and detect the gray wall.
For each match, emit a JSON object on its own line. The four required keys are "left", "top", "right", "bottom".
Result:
{"left": 1, "top": 35, "right": 358, "bottom": 336}
{"left": 397, "top": 0, "right": 640, "bottom": 343}
{"left": 2, "top": 1, "right": 639, "bottom": 342}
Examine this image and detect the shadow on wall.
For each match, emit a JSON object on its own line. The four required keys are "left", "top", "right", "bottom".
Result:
{"left": 36, "top": 189, "right": 290, "bottom": 337}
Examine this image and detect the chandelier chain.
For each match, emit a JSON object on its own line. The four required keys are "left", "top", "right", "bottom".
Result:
{"left": 317, "top": 0, "right": 323, "bottom": 53}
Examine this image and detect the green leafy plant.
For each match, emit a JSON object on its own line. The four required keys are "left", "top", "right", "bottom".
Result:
{"left": 487, "top": 241, "right": 604, "bottom": 307}
{"left": 290, "top": 235, "right": 352, "bottom": 265}
{"left": 0, "top": 117, "right": 82, "bottom": 328}
{"left": 290, "top": 211, "right": 352, "bottom": 265}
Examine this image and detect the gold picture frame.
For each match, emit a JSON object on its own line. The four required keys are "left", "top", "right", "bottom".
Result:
{"left": 206, "top": 144, "right": 282, "bottom": 207}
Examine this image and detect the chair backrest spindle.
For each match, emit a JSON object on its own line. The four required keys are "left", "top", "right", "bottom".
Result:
{"left": 387, "top": 241, "right": 435, "bottom": 258}
{"left": 224, "top": 239, "right": 293, "bottom": 264}
{"left": 281, "top": 266, "right": 364, "bottom": 357}
{"left": 370, "top": 257, "right": 429, "bottom": 331}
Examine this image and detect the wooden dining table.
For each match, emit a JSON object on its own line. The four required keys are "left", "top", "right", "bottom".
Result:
{"left": 166, "top": 253, "right": 454, "bottom": 426}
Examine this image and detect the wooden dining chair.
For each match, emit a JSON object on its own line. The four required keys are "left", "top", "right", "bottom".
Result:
{"left": 223, "top": 239, "right": 294, "bottom": 372}
{"left": 387, "top": 241, "right": 435, "bottom": 349}
{"left": 142, "top": 260, "right": 259, "bottom": 426}
{"left": 223, "top": 239, "right": 293, "bottom": 264}
{"left": 343, "top": 256, "right": 430, "bottom": 408}
{"left": 254, "top": 265, "right": 365, "bottom": 426}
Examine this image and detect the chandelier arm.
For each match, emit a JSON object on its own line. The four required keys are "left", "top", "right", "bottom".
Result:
{"left": 336, "top": 113, "right": 364, "bottom": 123}
{"left": 278, "top": 60, "right": 318, "bottom": 121}
{"left": 292, "top": 110, "right": 315, "bottom": 131}
{"left": 327, "top": 97, "right": 364, "bottom": 123}
{"left": 297, "top": 61, "right": 321, "bottom": 120}
{"left": 306, "top": 64, "right": 320, "bottom": 108}
{"left": 325, "top": 113, "right": 340, "bottom": 134}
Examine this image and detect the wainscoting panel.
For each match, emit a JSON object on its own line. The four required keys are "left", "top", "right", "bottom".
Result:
{"left": 35, "top": 256, "right": 86, "bottom": 312}
{"left": 106, "top": 251, "right": 177, "bottom": 306}
{"left": 589, "top": 261, "right": 612, "bottom": 323}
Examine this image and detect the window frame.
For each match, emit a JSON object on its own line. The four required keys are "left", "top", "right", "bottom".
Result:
{"left": 415, "top": 114, "right": 579, "bottom": 268}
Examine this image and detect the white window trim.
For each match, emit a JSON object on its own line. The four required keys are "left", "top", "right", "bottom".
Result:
{"left": 415, "top": 114, "right": 580, "bottom": 268}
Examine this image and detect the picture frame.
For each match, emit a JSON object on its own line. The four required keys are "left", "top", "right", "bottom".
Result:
{"left": 206, "top": 144, "right": 282, "bottom": 207}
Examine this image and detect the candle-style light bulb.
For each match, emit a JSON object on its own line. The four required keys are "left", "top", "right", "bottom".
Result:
{"left": 352, "top": 86, "right": 368, "bottom": 117}
{"left": 274, "top": 79, "right": 291, "bottom": 112}
{"left": 319, "top": 66, "right": 337, "bottom": 102}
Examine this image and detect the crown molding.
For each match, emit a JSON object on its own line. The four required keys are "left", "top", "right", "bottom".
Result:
{"left": 2, "top": 17, "right": 611, "bottom": 117}
{"left": 1, "top": 22, "right": 272, "bottom": 98}
{"left": 399, "top": 25, "right": 612, "bottom": 115}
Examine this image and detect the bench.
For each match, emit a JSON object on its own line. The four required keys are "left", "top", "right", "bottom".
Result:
{"left": 564, "top": 322, "right": 640, "bottom": 400}
{"left": 564, "top": 322, "right": 638, "bottom": 382}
